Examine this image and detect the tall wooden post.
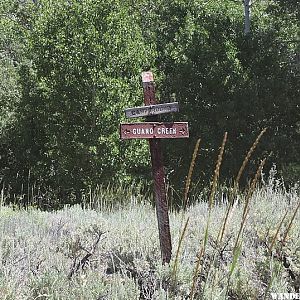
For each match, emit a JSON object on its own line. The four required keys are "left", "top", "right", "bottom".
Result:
{"left": 142, "top": 71, "right": 172, "bottom": 264}
{"left": 120, "top": 71, "right": 189, "bottom": 264}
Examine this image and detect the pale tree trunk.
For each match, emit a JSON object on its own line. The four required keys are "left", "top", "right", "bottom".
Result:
{"left": 244, "top": 0, "right": 251, "bottom": 35}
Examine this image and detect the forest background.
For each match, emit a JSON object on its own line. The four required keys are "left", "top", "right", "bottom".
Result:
{"left": 0, "top": 0, "right": 299, "bottom": 207}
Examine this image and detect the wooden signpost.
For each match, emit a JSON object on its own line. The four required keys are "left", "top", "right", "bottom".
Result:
{"left": 120, "top": 71, "right": 189, "bottom": 264}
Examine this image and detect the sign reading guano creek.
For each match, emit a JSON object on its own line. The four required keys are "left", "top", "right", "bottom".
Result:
{"left": 124, "top": 102, "right": 179, "bottom": 118}
{"left": 120, "top": 122, "right": 189, "bottom": 139}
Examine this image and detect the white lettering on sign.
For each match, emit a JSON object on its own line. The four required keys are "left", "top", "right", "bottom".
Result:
{"left": 157, "top": 128, "right": 177, "bottom": 135}
{"left": 124, "top": 102, "right": 179, "bottom": 118}
{"left": 132, "top": 127, "right": 179, "bottom": 135}
{"left": 132, "top": 128, "right": 154, "bottom": 135}
{"left": 120, "top": 122, "right": 189, "bottom": 140}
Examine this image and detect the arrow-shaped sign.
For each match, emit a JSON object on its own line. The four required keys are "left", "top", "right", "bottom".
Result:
{"left": 120, "top": 122, "right": 189, "bottom": 140}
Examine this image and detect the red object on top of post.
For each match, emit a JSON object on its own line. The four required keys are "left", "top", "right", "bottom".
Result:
{"left": 142, "top": 71, "right": 154, "bottom": 83}
{"left": 142, "top": 72, "right": 156, "bottom": 107}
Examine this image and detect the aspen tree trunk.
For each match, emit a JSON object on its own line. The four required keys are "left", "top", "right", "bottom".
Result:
{"left": 244, "top": 0, "right": 251, "bottom": 35}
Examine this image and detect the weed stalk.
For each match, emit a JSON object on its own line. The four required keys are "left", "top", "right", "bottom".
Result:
{"left": 226, "top": 158, "right": 266, "bottom": 296}
{"left": 281, "top": 200, "right": 300, "bottom": 246}
{"left": 184, "top": 139, "right": 201, "bottom": 210}
{"left": 218, "top": 128, "right": 267, "bottom": 244}
{"left": 172, "top": 217, "right": 190, "bottom": 282}
{"left": 190, "top": 132, "right": 227, "bottom": 300}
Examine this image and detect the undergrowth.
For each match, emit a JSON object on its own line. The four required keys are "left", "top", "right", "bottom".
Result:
{"left": 0, "top": 129, "right": 299, "bottom": 299}
{"left": 0, "top": 180, "right": 298, "bottom": 299}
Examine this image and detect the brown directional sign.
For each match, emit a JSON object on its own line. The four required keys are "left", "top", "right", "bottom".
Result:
{"left": 120, "top": 122, "right": 189, "bottom": 140}
{"left": 124, "top": 102, "right": 179, "bottom": 118}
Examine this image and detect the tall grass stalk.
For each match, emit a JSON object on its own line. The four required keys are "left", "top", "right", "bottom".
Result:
{"left": 263, "top": 199, "right": 300, "bottom": 300}
{"left": 190, "top": 247, "right": 204, "bottom": 300}
{"left": 172, "top": 217, "right": 190, "bottom": 282}
{"left": 184, "top": 139, "right": 201, "bottom": 210}
{"left": 190, "top": 132, "right": 227, "bottom": 300}
{"left": 263, "top": 209, "right": 291, "bottom": 300}
{"left": 208, "top": 132, "right": 227, "bottom": 210}
{"left": 281, "top": 200, "right": 300, "bottom": 246}
{"left": 207, "top": 127, "right": 266, "bottom": 293}
{"left": 226, "top": 158, "right": 266, "bottom": 296}
{"left": 218, "top": 128, "right": 267, "bottom": 244}
{"left": 234, "top": 158, "right": 266, "bottom": 251}
{"left": 263, "top": 206, "right": 297, "bottom": 299}
{"left": 206, "top": 202, "right": 238, "bottom": 296}
{"left": 263, "top": 267, "right": 277, "bottom": 300}
{"left": 269, "top": 210, "right": 289, "bottom": 253}
{"left": 234, "top": 127, "right": 267, "bottom": 194}
{"left": 173, "top": 140, "right": 200, "bottom": 289}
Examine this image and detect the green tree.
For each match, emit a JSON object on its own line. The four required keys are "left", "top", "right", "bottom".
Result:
{"left": 0, "top": 0, "right": 36, "bottom": 187}
{"left": 133, "top": 0, "right": 300, "bottom": 189}
{"left": 1, "top": 0, "right": 299, "bottom": 206}
{"left": 3, "top": 0, "right": 155, "bottom": 202}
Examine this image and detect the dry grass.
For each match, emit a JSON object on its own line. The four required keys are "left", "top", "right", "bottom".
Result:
{"left": 0, "top": 180, "right": 298, "bottom": 299}
{"left": 190, "top": 132, "right": 227, "bottom": 300}
{"left": 219, "top": 128, "right": 267, "bottom": 244}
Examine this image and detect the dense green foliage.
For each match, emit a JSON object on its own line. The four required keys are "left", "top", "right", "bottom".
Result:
{"left": 0, "top": 0, "right": 299, "bottom": 204}
{"left": 136, "top": 0, "right": 300, "bottom": 187}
